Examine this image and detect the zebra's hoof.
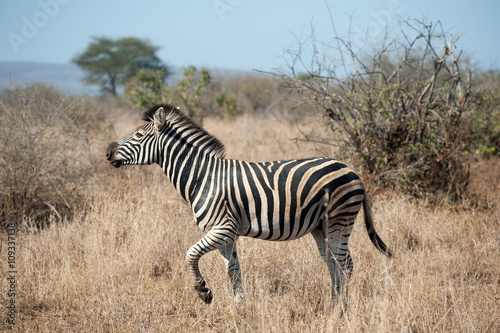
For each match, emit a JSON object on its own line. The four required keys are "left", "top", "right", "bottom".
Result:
{"left": 234, "top": 292, "right": 244, "bottom": 303}
{"left": 198, "top": 287, "right": 213, "bottom": 304}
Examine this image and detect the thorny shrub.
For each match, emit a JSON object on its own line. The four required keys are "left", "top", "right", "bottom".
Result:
{"left": 0, "top": 84, "right": 102, "bottom": 229}
{"left": 279, "top": 19, "right": 480, "bottom": 201}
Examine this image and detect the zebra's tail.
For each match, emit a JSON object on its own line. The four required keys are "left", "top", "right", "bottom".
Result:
{"left": 363, "top": 196, "right": 393, "bottom": 257}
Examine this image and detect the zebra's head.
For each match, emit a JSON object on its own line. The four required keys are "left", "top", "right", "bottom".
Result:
{"left": 105, "top": 106, "right": 167, "bottom": 168}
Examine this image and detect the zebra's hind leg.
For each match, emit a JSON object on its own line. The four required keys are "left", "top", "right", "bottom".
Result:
{"left": 311, "top": 226, "right": 353, "bottom": 311}
{"left": 218, "top": 242, "right": 244, "bottom": 302}
{"left": 186, "top": 227, "right": 238, "bottom": 304}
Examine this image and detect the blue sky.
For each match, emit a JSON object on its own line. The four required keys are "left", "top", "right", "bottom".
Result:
{"left": 1, "top": 0, "right": 499, "bottom": 72}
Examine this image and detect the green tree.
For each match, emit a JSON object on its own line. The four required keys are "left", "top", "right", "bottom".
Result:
{"left": 72, "top": 36, "right": 168, "bottom": 95}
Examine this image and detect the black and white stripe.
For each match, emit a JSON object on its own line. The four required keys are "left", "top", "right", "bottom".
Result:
{"left": 106, "top": 104, "right": 392, "bottom": 307}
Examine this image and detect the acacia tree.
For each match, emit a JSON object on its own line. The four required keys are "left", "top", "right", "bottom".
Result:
{"left": 73, "top": 36, "right": 168, "bottom": 95}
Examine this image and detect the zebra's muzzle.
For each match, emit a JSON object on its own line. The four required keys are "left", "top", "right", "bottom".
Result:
{"left": 110, "top": 160, "right": 122, "bottom": 168}
{"left": 105, "top": 142, "right": 122, "bottom": 168}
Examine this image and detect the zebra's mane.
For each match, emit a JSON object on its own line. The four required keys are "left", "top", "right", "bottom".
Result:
{"left": 142, "top": 104, "right": 226, "bottom": 158}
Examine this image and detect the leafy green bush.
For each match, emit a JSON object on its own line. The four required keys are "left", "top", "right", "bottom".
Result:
{"left": 125, "top": 68, "right": 167, "bottom": 108}
{"left": 125, "top": 66, "right": 299, "bottom": 122}
{"left": 125, "top": 66, "right": 213, "bottom": 123}
{"left": 469, "top": 71, "right": 500, "bottom": 157}
{"left": 0, "top": 84, "right": 100, "bottom": 229}
{"left": 214, "top": 92, "right": 238, "bottom": 119}
{"left": 171, "top": 66, "right": 212, "bottom": 123}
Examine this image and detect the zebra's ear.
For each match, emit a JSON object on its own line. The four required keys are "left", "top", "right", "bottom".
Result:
{"left": 153, "top": 107, "right": 166, "bottom": 137}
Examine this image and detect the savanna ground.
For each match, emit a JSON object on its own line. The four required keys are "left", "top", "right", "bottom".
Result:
{"left": 1, "top": 101, "right": 499, "bottom": 332}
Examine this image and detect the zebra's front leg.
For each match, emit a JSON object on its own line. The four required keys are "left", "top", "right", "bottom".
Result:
{"left": 186, "top": 227, "right": 238, "bottom": 304}
{"left": 219, "top": 242, "right": 243, "bottom": 302}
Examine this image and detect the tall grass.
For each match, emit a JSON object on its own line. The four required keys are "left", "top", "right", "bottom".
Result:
{"left": 0, "top": 101, "right": 498, "bottom": 332}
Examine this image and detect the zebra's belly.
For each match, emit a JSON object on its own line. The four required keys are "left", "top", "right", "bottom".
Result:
{"left": 240, "top": 208, "right": 323, "bottom": 241}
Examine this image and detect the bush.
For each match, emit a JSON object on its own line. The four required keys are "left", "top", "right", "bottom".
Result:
{"left": 469, "top": 71, "right": 500, "bottom": 157}
{"left": 124, "top": 68, "right": 167, "bottom": 109}
{"left": 279, "top": 19, "right": 477, "bottom": 200}
{"left": 0, "top": 84, "right": 99, "bottom": 229}
{"left": 171, "top": 66, "right": 212, "bottom": 123}
{"left": 125, "top": 66, "right": 212, "bottom": 123}
{"left": 214, "top": 75, "right": 279, "bottom": 115}
{"left": 214, "top": 92, "right": 238, "bottom": 119}
{"left": 125, "top": 66, "right": 298, "bottom": 122}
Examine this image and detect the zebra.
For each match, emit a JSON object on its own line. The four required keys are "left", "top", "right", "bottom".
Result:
{"left": 105, "top": 104, "right": 392, "bottom": 307}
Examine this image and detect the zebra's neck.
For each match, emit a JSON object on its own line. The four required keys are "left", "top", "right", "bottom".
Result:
{"left": 158, "top": 128, "right": 219, "bottom": 205}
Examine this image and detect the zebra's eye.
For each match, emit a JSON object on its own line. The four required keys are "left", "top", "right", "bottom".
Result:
{"left": 135, "top": 131, "right": 144, "bottom": 138}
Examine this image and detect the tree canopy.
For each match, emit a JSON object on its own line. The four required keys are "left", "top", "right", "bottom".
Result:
{"left": 72, "top": 36, "right": 168, "bottom": 95}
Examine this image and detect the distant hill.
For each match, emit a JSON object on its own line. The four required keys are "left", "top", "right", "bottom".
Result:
{"left": 0, "top": 61, "right": 99, "bottom": 95}
{"left": 0, "top": 61, "right": 252, "bottom": 96}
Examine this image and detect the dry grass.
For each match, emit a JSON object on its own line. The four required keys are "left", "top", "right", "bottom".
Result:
{"left": 1, "top": 111, "right": 499, "bottom": 332}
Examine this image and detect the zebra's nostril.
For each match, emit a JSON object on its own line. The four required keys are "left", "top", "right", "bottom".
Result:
{"left": 105, "top": 150, "right": 113, "bottom": 160}
{"left": 105, "top": 141, "right": 119, "bottom": 161}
